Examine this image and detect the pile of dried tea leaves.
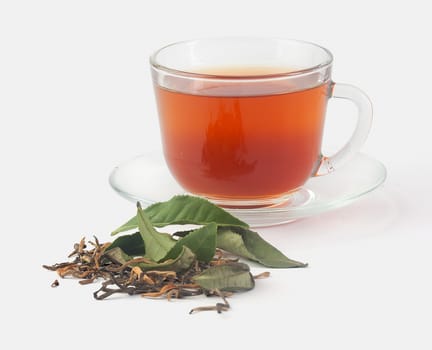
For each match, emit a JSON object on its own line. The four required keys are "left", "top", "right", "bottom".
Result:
{"left": 44, "top": 195, "right": 307, "bottom": 314}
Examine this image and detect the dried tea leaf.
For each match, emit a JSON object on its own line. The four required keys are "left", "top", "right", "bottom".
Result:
{"left": 111, "top": 195, "right": 248, "bottom": 235}
{"left": 45, "top": 194, "right": 309, "bottom": 314}
{"left": 217, "top": 226, "right": 307, "bottom": 268}
{"left": 193, "top": 262, "right": 255, "bottom": 292}
{"left": 189, "top": 289, "right": 230, "bottom": 314}
{"left": 51, "top": 280, "right": 59, "bottom": 288}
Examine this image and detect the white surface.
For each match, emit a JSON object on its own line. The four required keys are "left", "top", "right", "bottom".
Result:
{"left": 1, "top": 1, "right": 431, "bottom": 349}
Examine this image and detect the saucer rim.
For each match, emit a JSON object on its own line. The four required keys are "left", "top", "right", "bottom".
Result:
{"left": 108, "top": 151, "right": 387, "bottom": 223}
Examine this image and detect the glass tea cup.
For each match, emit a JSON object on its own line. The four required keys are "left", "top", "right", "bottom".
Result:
{"left": 150, "top": 38, "right": 372, "bottom": 208}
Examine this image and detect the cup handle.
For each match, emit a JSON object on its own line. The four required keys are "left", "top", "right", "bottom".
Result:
{"left": 314, "top": 82, "right": 373, "bottom": 176}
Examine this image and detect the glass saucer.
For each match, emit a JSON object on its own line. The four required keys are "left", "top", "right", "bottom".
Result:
{"left": 109, "top": 151, "right": 386, "bottom": 227}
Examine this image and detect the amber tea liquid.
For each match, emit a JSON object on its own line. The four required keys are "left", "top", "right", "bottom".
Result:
{"left": 155, "top": 69, "right": 330, "bottom": 201}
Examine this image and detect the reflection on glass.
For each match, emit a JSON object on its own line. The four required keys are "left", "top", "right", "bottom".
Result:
{"left": 201, "top": 100, "right": 256, "bottom": 180}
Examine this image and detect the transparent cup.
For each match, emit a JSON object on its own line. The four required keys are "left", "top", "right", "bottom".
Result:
{"left": 150, "top": 38, "right": 372, "bottom": 208}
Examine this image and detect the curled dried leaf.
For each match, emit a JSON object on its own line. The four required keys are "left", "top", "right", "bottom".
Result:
{"left": 51, "top": 279, "right": 59, "bottom": 288}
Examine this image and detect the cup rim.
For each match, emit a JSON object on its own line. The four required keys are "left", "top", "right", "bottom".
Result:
{"left": 150, "top": 37, "right": 333, "bottom": 80}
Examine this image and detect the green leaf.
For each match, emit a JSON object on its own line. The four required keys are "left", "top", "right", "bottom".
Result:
{"left": 216, "top": 228, "right": 256, "bottom": 261}
{"left": 111, "top": 195, "right": 248, "bottom": 235}
{"left": 146, "top": 196, "right": 249, "bottom": 228}
{"left": 217, "top": 226, "right": 307, "bottom": 268}
{"left": 103, "top": 247, "right": 132, "bottom": 265}
{"left": 136, "top": 246, "right": 196, "bottom": 272}
{"left": 164, "top": 223, "right": 217, "bottom": 263}
{"left": 106, "top": 232, "right": 145, "bottom": 256}
{"left": 103, "top": 246, "right": 195, "bottom": 273}
{"left": 111, "top": 216, "right": 141, "bottom": 235}
{"left": 136, "top": 203, "right": 176, "bottom": 262}
{"left": 193, "top": 262, "right": 255, "bottom": 292}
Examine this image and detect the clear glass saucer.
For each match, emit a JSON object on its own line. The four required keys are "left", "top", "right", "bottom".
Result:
{"left": 109, "top": 151, "right": 386, "bottom": 227}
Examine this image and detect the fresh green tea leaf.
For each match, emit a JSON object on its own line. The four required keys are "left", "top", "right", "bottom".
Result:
{"left": 216, "top": 228, "right": 256, "bottom": 261}
{"left": 111, "top": 216, "right": 139, "bottom": 235}
{"left": 146, "top": 196, "right": 248, "bottom": 228}
{"left": 111, "top": 195, "right": 249, "bottom": 235}
{"left": 104, "top": 246, "right": 195, "bottom": 272}
{"left": 193, "top": 262, "right": 255, "bottom": 292}
{"left": 164, "top": 223, "right": 217, "bottom": 263}
{"left": 217, "top": 226, "right": 307, "bottom": 268}
{"left": 106, "top": 232, "right": 145, "bottom": 256}
{"left": 136, "top": 203, "right": 176, "bottom": 262}
{"left": 103, "top": 246, "right": 132, "bottom": 265}
{"left": 136, "top": 246, "right": 196, "bottom": 272}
